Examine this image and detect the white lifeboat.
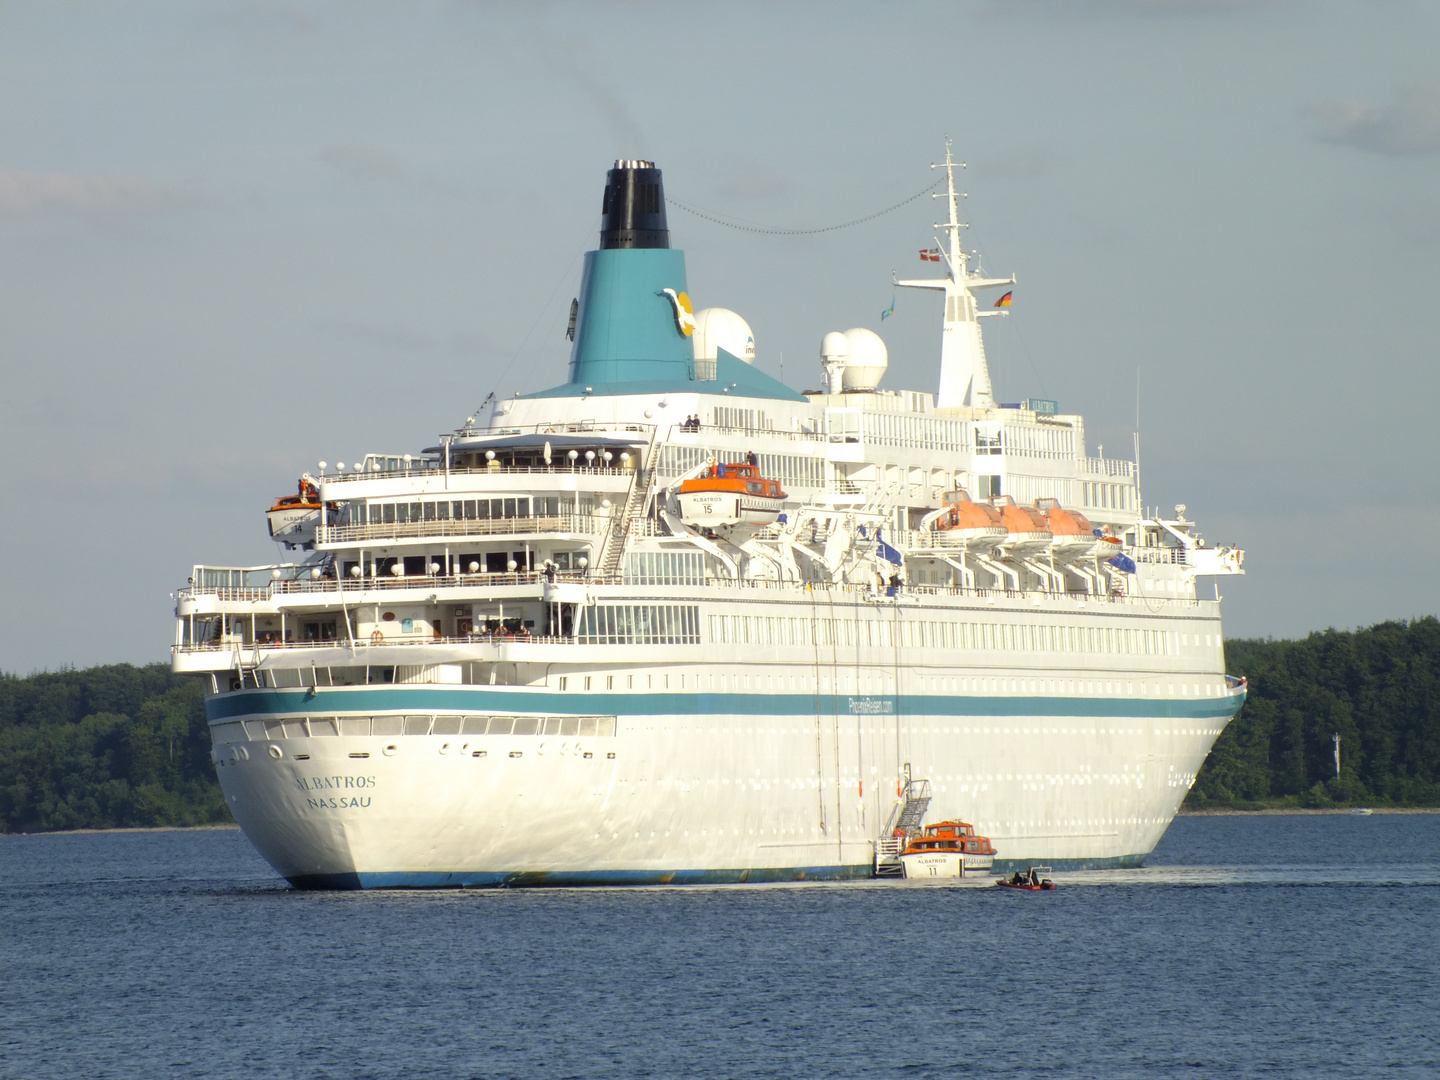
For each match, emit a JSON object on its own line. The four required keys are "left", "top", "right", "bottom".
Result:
{"left": 267, "top": 480, "right": 325, "bottom": 550}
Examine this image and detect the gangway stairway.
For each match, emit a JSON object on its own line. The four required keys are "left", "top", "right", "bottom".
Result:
{"left": 873, "top": 776, "right": 932, "bottom": 877}
{"left": 597, "top": 461, "right": 656, "bottom": 579}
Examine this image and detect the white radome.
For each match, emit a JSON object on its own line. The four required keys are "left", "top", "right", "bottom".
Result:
{"left": 840, "top": 327, "right": 888, "bottom": 391}
{"left": 692, "top": 308, "right": 756, "bottom": 364}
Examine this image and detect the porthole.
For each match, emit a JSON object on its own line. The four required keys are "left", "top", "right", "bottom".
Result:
{"left": 383, "top": 744, "right": 398, "bottom": 757}
{"left": 509, "top": 750, "right": 523, "bottom": 759}
{"left": 439, "top": 743, "right": 451, "bottom": 755}
{"left": 267, "top": 745, "right": 283, "bottom": 759}
{"left": 607, "top": 751, "right": 617, "bottom": 759}
{"left": 583, "top": 752, "right": 594, "bottom": 759}
{"left": 472, "top": 750, "right": 487, "bottom": 758}
{"left": 348, "top": 751, "right": 370, "bottom": 759}
{"left": 294, "top": 754, "right": 310, "bottom": 761}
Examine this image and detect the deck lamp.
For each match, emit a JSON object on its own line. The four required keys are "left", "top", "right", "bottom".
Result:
{"left": 318, "top": 461, "right": 327, "bottom": 473}
{"left": 311, "top": 568, "right": 322, "bottom": 579}
{"left": 468, "top": 561, "right": 479, "bottom": 573}
{"left": 486, "top": 450, "right": 496, "bottom": 461}
{"left": 585, "top": 451, "right": 596, "bottom": 466}
{"left": 507, "top": 560, "right": 518, "bottom": 572}
{"left": 272, "top": 569, "right": 282, "bottom": 579}
{"left": 602, "top": 451, "right": 613, "bottom": 465}
{"left": 350, "top": 565, "right": 361, "bottom": 577}
{"left": 336, "top": 462, "right": 345, "bottom": 472}
{"left": 429, "top": 562, "right": 441, "bottom": 575}
{"left": 354, "top": 462, "right": 363, "bottom": 472}
{"left": 391, "top": 563, "right": 404, "bottom": 576}
{"left": 577, "top": 556, "right": 588, "bottom": 569}
{"left": 568, "top": 450, "right": 579, "bottom": 467}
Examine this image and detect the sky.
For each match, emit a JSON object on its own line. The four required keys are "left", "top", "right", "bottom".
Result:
{"left": 2, "top": 0, "right": 1437, "bottom": 673}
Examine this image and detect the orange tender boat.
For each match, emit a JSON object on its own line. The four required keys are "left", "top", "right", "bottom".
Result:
{"left": 676, "top": 461, "right": 786, "bottom": 527}
{"left": 899, "top": 820, "right": 997, "bottom": 879}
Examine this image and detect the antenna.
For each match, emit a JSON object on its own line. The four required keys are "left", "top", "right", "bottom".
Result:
{"left": 1134, "top": 368, "right": 1143, "bottom": 517}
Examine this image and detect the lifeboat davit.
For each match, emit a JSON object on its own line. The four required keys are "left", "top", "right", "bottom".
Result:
{"left": 677, "top": 460, "right": 786, "bottom": 527}
{"left": 929, "top": 490, "right": 1008, "bottom": 549}
{"left": 992, "top": 496, "right": 1052, "bottom": 556}
{"left": 1035, "top": 497, "right": 1102, "bottom": 558}
{"left": 267, "top": 480, "right": 324, "bottom": 550}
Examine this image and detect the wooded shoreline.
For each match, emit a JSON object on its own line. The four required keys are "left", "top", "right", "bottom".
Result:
{"left": 3, "top": 617, "right": 1437, "bottom": 833}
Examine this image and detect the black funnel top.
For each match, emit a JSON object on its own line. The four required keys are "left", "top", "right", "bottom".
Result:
{"left": 599, "top": 159, "right": 669, "bottom": 249}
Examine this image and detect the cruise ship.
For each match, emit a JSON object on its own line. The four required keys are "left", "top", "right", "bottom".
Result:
{"left": 173, "top": 147, "right": 1246, "bottom": 888}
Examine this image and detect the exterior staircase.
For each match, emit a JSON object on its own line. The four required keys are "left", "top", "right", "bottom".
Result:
{"left": 872, "top": 776, "right": 933, "bottom": 877}
{"left": 597, "top": 463, "right": 655, "bottom": 580}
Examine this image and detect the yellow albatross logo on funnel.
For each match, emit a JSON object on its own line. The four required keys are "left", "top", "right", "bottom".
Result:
{"left": 662, "top": 288, "right": 696, "bottom": 337}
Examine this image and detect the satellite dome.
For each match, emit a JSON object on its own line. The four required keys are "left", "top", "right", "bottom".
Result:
{"left": 820, "top": 331, "right": 849, "bottom": 362}
{"left": 692, "top": 308, "right": 756, "bottom": 364}
{"left": 840, "top": 327, "right": 888, "bottom": 391}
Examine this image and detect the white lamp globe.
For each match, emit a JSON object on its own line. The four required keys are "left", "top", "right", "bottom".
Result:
{"left": 506, "top": 559, "right": 518, "bottom": 572}
{"left": 577, "top": 556, "right": 589, "bottom": 569}
{"left": 390, "top": 563, "right": 403, "bottom": 576}
{"left": 311, "top": 568, "right": 322, "bottom": 579}
{"left": 468, "top": 561, "right": 479, "bottom": 573}
{"left": 349, "top": 565, "right": 361, "bottom": 577}
{"left": 428, "top": 562, "right": 440, "bottom": 575}
{"left": 271, "top": 569, "right": 282, "bottom": 579}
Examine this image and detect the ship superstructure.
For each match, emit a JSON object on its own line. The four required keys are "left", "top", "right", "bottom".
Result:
{"left": 174, "top": 149, "right": 1245, "bottom": 888}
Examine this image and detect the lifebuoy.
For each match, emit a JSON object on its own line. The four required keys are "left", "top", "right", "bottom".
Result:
{"left": 370, "top": 630, "right": 383, "bottom": 644}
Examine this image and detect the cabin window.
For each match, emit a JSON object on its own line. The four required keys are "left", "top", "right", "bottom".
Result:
{"left": 408, "top": 502, "right": 422, "bottom": 521}
{"left": 383, "top": 504, "right": 396, "bottom": 524}
{"left": 977, "top": 475, "right": 1002, "bottom": 498}
{"left": 485, "top": 552, "right": 509, "bottom": 574}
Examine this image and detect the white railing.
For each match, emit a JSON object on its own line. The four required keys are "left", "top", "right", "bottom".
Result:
{"left": 317, "top": 514, "right": 602, "bottom": 545}
{"left": 1081, "top": 457, "right": 1135, "bottom": 478}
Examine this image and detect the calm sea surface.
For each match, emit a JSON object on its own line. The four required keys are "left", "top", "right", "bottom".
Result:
{"left": 2, "top": 815, "right": 1437, "bottom": 1080}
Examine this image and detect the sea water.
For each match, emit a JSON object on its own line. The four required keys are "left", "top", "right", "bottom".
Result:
{"left": 1, "top": 815, "right": 1437, "bottom": 1079}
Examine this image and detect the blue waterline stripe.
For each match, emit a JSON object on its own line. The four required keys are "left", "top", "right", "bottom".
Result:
{"left": 208, "top": 687, "right": 1244, "bottom": 722}
{"left": 287, "top": 853, "right": 1148, "bottom": 889}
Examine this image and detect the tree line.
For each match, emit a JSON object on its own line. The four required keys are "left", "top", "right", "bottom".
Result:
{"left": 2, "top": 617, "right": 1437, "bottom": 831}
{"left": 1189, "top": 617, "right": 1440, "bottom": 808}
{"left": 0, "top": 664, "right": 226, "bottom": 832}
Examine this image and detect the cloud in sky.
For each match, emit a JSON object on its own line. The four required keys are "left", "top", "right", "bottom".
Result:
{"left": 1312, "top": 82, "right": 1440, "bottom": 156}
{"left": 0, "top": 166, "right": 182, "bottom": 218}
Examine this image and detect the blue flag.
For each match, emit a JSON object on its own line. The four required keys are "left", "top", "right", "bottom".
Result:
{"left": 880, "top": 294, "right": 895, "bottom": 321}
{"left": 875, "top": 528, "right": 904, "bottom": 566}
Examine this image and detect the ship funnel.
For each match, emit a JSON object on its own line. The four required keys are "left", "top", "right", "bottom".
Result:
{"left": 600, "top": 160, "right": 669, "bottom": 250}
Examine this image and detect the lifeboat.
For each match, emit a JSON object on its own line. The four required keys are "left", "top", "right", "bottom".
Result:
{"left": 266, "top": 480, "right": 325, "bottom": 550}
{"left": 899, "top": 820, "right": 997, "bottom": 879}
{"left": 1035, "top": 497, "right": 1104, "bottom": 558}
{"left": 929, "top": 490, "right": 1008, "bottom": 549}
{"left": 677, "top": 460, "right": 787, "bottom": 527}
{"left": 991, "top": 496, "right": 1052, "bottom": 556}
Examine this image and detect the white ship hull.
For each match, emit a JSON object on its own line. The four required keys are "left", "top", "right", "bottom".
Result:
{"left": 900, "top": 851, "right": 995, "bottom": 879}
{"left": 203, "top": 626, "right": 1243, "bottom": 887}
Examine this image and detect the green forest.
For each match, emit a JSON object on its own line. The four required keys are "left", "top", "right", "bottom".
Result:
{"left": 1186, "top": 616, "right": 1440, "bottom": 809}
{"left": 1, "top": 617, "right": 1437, "bottom": 831}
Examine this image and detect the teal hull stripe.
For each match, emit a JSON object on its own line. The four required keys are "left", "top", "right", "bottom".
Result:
{"left": 208, "top": 687, "right": 1244, "bottom": 723}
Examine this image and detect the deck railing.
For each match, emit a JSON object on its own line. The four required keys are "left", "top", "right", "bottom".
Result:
{"left": 316, "top": 514, "right": 604, "bottom": 545}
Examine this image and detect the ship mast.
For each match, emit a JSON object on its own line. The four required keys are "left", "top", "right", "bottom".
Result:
{"left": 896, "top": 140, "right": 1014, "bottom": 410}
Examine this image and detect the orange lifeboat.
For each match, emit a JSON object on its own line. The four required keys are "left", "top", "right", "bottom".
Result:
{"left": 991, "top": 496, "right": 1052, "bottom": 555}
{"left": 267, "top": 480, "right": 326, "bottom": 550}
{"left": 930, "top": 490, "right": 1008, "bottom": 549}
{"left": 899, "top": 820, "right": 997, "bottom": 879}
{"left": 1035, "top": 497, "right": 1101, "bottom": 557}
{"left": 677, "top": 460, "right": 786, "bottom": 527}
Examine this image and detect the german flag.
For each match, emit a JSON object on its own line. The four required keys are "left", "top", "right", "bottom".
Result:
{"left": 994, "top": 291, "right": 1013, "bottom": 308}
